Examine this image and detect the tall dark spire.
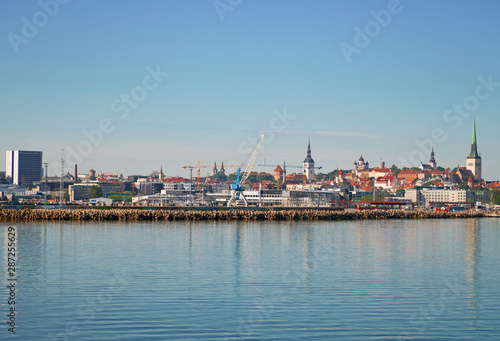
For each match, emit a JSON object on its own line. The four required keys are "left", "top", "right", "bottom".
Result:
{"left": 307, "top": 136, "right": 311, "bottom": 158}
{"left": 429, "top": 145, "right": 435, "bottom": 163}
{"left": 304, "top": 136, "right": 314, "bottom": 163}
{"left": 468, "top": 116, "right": 479, "bottom": 158}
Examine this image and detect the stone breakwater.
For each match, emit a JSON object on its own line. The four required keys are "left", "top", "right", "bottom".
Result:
{"left": 0, "top": 208, "right": 484, "bottom": 221}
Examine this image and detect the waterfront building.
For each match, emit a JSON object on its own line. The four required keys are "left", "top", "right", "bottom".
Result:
{"left": 68, "top": 182, "right": 120, "bottom": 201}
{"left": 466, "top": 117, "right": 482, "bottom": 181}
{"left": 303, "top": 137, "right": 315, "bottom": 181}
{"left": 405, "top": 187, "right": 490, "bottom": 207}
{"left": 163, "top": 179, "right": 194, "bottom": 191}
{"left": 5, "top": 150, "right": 43, "bottom": 185}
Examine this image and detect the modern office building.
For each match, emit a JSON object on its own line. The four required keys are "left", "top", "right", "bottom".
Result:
{"left": 5, "top": 150, "right": 43, "bottom": 185}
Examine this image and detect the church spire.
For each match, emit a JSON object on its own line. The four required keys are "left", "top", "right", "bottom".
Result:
{"left": 303, "top": 136, "right": 314, "bottom": 163}
{"left": 307, "top": 135, "right": 311, "bottom": 158}
{"left": 468, "top": 116, "right": 479, "bottom": 158}
{"left": 429, "top": 145, "right": 435, "bottom": 162}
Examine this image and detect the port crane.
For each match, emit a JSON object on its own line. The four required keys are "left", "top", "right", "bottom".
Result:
{"left": 227, "top": 132, "right": 266, "bottom": 207}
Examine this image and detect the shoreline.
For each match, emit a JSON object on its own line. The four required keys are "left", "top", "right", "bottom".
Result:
{"left": 0, "top": 208, "right": 485, "bottom": 221}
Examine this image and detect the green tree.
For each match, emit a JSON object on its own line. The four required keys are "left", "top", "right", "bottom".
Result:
{"left": 491, "top": 189, "right": 500, "bottom": 205}
{"left": 360, "top": 192, "right": 385, "bottom": 201}
{"left": 108, "top": 194, "right": 133, "bottom": 203}
{"left": 89, "top": 185, "right": 103, "bottom": 198}
{"left": 390, "top": 164, "right": 400, "bottom": 176}
{"left": 458, "top": 183, "right": 471, "bottom": 190}
{"left": 213, "top": 172, "right": 228, "bottom": 182}
{"left": 89, "top": 175, "right": 96, "bottom": 181}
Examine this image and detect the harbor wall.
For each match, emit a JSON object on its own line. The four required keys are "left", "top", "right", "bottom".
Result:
{"left": 0, "top": 208, "right": 484, "bottom": 221}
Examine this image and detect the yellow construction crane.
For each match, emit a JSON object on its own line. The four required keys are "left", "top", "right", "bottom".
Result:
{"left": 181, "top": 161, "right": 244, "bottom": 190}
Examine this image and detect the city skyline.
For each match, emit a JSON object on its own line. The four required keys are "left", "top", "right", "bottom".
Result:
{"left": 1, "top": 1, "right": 500, "bottom": 179}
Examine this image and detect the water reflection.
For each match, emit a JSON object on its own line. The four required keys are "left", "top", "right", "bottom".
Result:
{"left": 2, "top": 219, "right": 499, "bottom": 340}
{"left": 465, "top": 218, "right": 480, "bottom": 325}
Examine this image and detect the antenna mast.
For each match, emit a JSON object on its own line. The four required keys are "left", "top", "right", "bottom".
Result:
{"left": 60, "top": 149, "right": 65, "bottom": 204}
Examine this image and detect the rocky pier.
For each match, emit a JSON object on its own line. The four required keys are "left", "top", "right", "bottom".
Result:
{"left": 0, "top": 208, "right": 484, "bottom": 222}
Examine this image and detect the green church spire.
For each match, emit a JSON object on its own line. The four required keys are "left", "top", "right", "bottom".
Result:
{"left": 468, "top": 116, "right": 479, "bottom": 158}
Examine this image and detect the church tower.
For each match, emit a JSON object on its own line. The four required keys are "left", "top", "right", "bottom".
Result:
{"left": 159, "top": 166, "right": 164, "bottom": 182}
{"left": 466, "top": 117, "right": 481, "bottom": 181}
{"left": 303, "top": 137, "right": 315, "bottom": 181}
{"left": 429, "top": 146, "right": 437, "bottom": 170}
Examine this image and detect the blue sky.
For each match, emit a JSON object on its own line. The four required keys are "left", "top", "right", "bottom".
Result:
{"left": 1, "top": 0, "right": 499, "bottom": 179}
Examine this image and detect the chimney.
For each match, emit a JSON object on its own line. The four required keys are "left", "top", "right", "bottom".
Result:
{"left": 74, "top": 164, "right": 78, "bottom": 183}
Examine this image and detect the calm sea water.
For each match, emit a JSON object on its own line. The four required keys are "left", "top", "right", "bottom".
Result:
{"left": 1, "top": 218, "right": 500, "bottom": 340}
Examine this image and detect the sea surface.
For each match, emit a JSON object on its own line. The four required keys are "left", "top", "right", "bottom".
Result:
{"left": 1, "top": 218, "right": 500, "bottom": 340}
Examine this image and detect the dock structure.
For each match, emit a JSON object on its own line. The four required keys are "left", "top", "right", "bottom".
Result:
{"left": 0, "top": 207, "right": 484, "bottom": 221}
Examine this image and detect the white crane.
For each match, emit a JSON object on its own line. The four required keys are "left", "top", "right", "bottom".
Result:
{"left": 227, "top": 132, "right": 266, "bottom": 207}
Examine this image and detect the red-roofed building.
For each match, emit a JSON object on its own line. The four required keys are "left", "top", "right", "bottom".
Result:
{"left": 398, "top": 170, "right": 418, "bottom": 183}
{"left": 374, "top": 175, "right": 399, "bottom": 190}
{"left": 273, "top": 165, "right": 284, "bottom": 181}
{"left": 369, "top": 168, "right": 393, "bottom": 179}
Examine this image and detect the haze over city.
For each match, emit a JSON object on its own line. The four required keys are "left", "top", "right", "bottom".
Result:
{"left": 1, "top": 1, "right": 499, "bottom": 179}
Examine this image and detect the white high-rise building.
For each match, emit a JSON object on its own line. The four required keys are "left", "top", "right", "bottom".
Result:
{"left": 5, "top": 150, "right": 43, "bottom": 185}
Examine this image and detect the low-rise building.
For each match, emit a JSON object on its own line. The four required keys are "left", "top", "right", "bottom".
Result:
{"left": 69, "top": 182, "right": 120, "bottom": 201}
{"left": 405, "top": 187, "right": 490, "bottom": 207}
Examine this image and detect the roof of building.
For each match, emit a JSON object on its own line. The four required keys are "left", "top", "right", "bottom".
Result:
{"left": 399, "top": 169, "right": 417, "bottom": 175}
{"left": 370, "top": 168, "right": 392, "bottom": 173}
